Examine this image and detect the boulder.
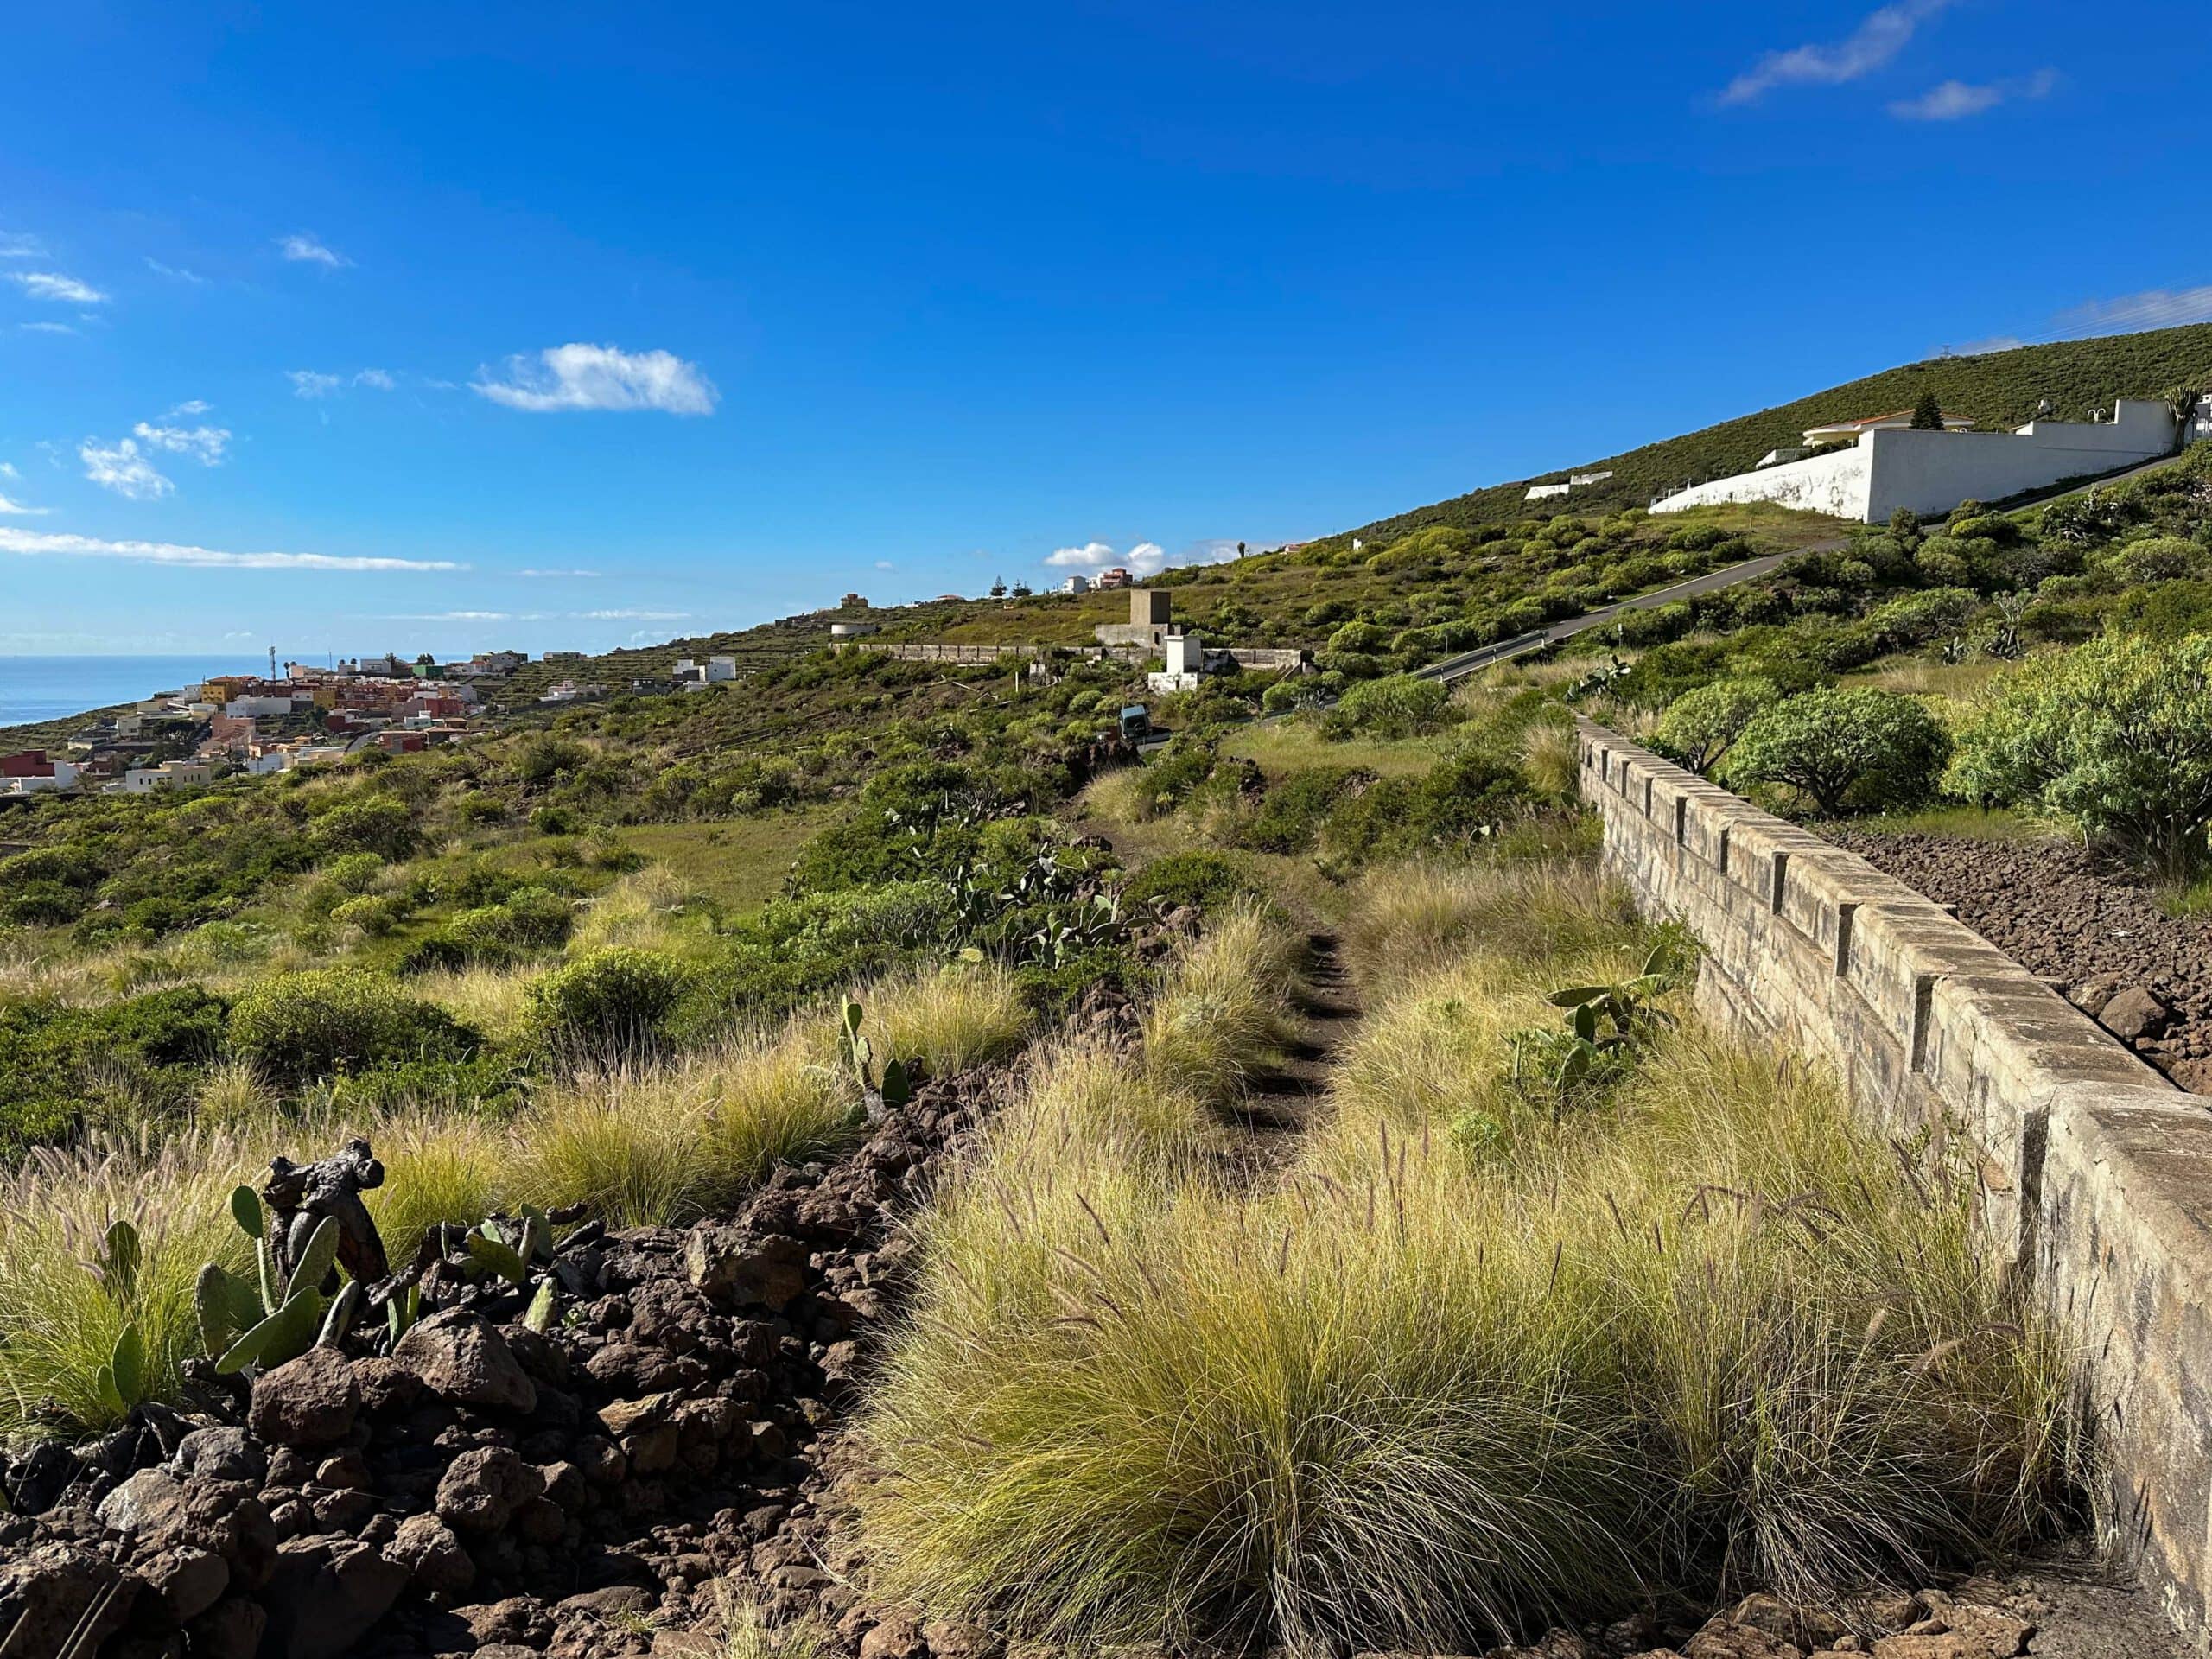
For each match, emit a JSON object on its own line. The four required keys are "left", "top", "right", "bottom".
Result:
{"left": 435, "top": 1445, "right": 543, "bottom": 1534}
{"left": 861, "top": 1614, "right": 929, "bottom": 1659}
{"left": 393, "top": 1310, "right": 538, "bottom": 1413}
{"left": 248, "top": 1346, "right": 361, "bottom": 1448}
{"left": 1871, "top": 1601, "right": 2034, "bottom": 1659}
{"left": 0, "top": 1543, "right": 135, "bottom": 1657}
{"left": 96, "top": 1466, "right": 191, "bottom": 1544}
{"left": 137, "top": 1544, "right": 230, "bottom": 1623}
{"left": 257, "top": 1535, "right": 411, "bottom": 1659}
{"left": 390, "top": 1513, "right": 477, "bottom": 1596}
{"left": 184, "top": 1596, "right": 268, "bottom": 1659}
{"left": 170, "top": 1426, "right": 266, "bottom": 1486}
{"left": 685, "top": 1227, "right": 810, "bottom": 1309}
{"left": 2099, "top": 985, "right": 2170, "bottom": 1041}
{"left": 1683, "top": 1622, "right": 1803, "bottom": 1659}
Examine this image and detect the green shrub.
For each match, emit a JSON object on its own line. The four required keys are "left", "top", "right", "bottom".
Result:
{"left": 1322, "top": 674, "right": 1452, "bottom": 741}
{"left": 532, "top": 947, "right": 695, "bottom": 1063}
{"left": 1121, "top": 852, "right": 1266, "bottom": 918}
{"left": 2107, "top": 536, "right": 2196, "bottom": 585}
{"left": 308, "top": 798, "right": 417, "bottom": 860}
{"left": 1946, "top": 633, "right": 2212, "bottom": 868}
{"left": 1722, "top": 689, "right": 1949, "bottom": 817}
{"left": 1649, "top": 678, "right": 1778, "bottom": 772}
{"left": 229, "top": 969, "right": 475, "bottom": 1090}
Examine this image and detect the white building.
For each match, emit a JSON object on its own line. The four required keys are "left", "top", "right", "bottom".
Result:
{"left": 1524, "top": 482, "right": 1572, "bottom": 501}
{"left": 1147, "top": 629, "right": 1211, "bottom": 693}
{"left": 1655, "top": 397, "right": 2177, "bottom": 524}
{"left": 1060, "top": 575, "right": 1092, "bottom": 594}
{"left": 674, "top": 655, "right": 738, "bottom": 687}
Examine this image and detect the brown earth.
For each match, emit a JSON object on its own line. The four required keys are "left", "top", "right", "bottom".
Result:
{"left": 1829, "top": 830, "right": 2212, "bottom": 1092}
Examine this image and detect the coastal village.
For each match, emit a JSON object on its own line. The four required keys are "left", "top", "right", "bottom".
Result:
{"left": 0, "top": 579, "right": 1309, "bottom": 798}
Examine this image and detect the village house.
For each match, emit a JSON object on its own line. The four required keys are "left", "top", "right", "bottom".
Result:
{"left": 0, "top": 750, "right": 79, "bottom": 796}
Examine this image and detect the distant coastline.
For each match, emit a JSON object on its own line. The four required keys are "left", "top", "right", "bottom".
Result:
{"left": 0, "top": 655, "right": 258, "bottom": 737}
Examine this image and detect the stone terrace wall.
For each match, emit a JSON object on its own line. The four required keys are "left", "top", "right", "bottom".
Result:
{"left": 1577, "top": 718, "right": 2212, "bottom": 1650}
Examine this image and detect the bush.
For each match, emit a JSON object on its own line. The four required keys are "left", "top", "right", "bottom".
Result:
{"left": 1321, "top": 674, "right": 1452, "bottom": 741}
{"left": 532, "top": 947, "right": 695, "bottom": 1063}
{"left": 229, "top": 969, "right": 476, "bottom": 1090}
{"left": 1120, "top": 852, "right": 1267, "bottom": 918}
{"left": 1722, "top": 689, "right": 1949, "bottom": 817}
{"left": 2107, "top": 535, "right": 2196, "bottom": 585}
{"left": 1649, "top": 677, "right": 1778, "bottom": 772}
{"left": 308, "top": 798, "right": 417, "bottom": 860}
{"left": 1946, "top": 633, "right": 2212, "bottom": 868}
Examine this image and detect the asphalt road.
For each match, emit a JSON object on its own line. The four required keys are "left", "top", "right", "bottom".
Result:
{"left": 1409, "top": 545, "right": 1824, "bottom": 684}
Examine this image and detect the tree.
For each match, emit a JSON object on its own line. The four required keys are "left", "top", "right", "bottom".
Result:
{"left": 1650, "top": 677, "right": 1778, "bottom": 772}
{"left": 1009, "top": 581, "right": 1032, "bottom": 597}
{"left": 989, "top": 577, "right": 1007, "bottom": 599}
{"left": 1721, "top": 688, "right": 1949, "bottom": 817}
{"left": 1945, "top": 633, "right": 2212, "bottom": 870}
{"left": 1909, "top": 390, "right": 1945, "bottom": 431}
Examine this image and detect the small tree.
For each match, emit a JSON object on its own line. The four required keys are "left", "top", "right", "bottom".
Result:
{"left": 1650, "top": 677, "right": 1778, "bottom": 772}
{"left": 1946, "top": 633, "right": 2212, "bottom": 869}
{"left": 1909, "top": 390, "right": 1945, "bottom": 431}
{"left": 1721, "top": 688, "right": 1949, "bottom": 817}
{"left": 989, "top": 577, "right": 1008, "bottom": 599}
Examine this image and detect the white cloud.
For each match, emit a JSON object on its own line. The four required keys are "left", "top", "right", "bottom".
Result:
{"left": 79, "top": 438, "right": 173, "bottom": 500}
{"left": 874, "top": 560, "right": 896, "bottom": 570}
{"left": 353, "top": 368, "right": 396, "bottom": 390}
{"left": 576, "top": 608, "right": 694, "bottom": 621}
{"left": 472, "top": 343, "right": 718, "bottom": 416}
{"left": 1948, "top": 334, "right": 2027, "bottom": 356}
{"left": 1043, "top": 539, "right": 1173, "bottom": 576}
{"left": 0, "top": 527, "right": 462, "bottom": 571}
{"left": 132, "top": 421, "right": 231, "bottom": 466}
{"left": 1720, "top": 0, "right": 1953, "bottom": 105}
{"left": 0, "top": 232, "right": 42, "bottom": 259}
{"left": 517, "top": 567, "right": 603, "bottom": 578}
{"left": 145, "top": 258, "right": 207, "bottom": 284}
{"left": 0, "top": 493, "right": 48, "bottom": 515}
{"left": 166, "top": 399, "right": 212, "bottom": 417}
{"left": 8, "top": 270, "right": 108, "bottom": 304}
{"left": 288, "top": 370, "right": 343, "bottom": 398}
{"left": 1889, "top": 67, "right": 2056, "bottom": 121}
{"left": 0, "top": 462, "right": 16, "bottom": 477}
{"left": 384, "top": 610, "right": 515, "bottom": 622}
{"left": 278, "top": 232, "right": 349, "bottom": 268}
{"left": 19, "top": 321, "right": 76, "bottom": 335}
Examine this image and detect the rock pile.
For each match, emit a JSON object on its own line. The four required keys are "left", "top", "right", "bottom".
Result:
{"left": 1831, "top": 830, "right": 2212, "bottom": 1091}
{"left": 0, "top": 1068, "right": 1007, "bottom": 1659}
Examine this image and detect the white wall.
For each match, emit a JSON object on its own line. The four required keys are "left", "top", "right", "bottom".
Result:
{"left": 1655, "top": 398, "right": 2177, "bottom": 523}
{"left": 1654, "top": 442, "right": 1875, "bottom": 519}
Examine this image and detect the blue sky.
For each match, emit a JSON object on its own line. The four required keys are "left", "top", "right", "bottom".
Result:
{"left": 3, "top": 1, "right": 2209, "bottom": 658}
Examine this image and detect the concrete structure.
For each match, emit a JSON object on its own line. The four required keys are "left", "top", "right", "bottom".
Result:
{"left": 1578, "top": 719, "right": 2212, "bottom": 1648}
{"left": 673, "top": 655, "right": 738, "bottom": 687}
{"left": 1096, "top": 588, "right": 1177, "bottom": 649}
{"left": 1096, "top": 568, "right": 1134, "bottom": 589}
{"left": 829, "top": 621, "right": 877, "bottom": 639}
{"left": 1569, "top": 469, "right": 1615, "bottom": 486}
{"left": 0, "top": 751, "right": 78, "bottom": 794}
{"left": 2191, "top": 394, "right": 2212, "bottom": 444}
{"left": 1147, "top": 629, "right": 1208, "bottom": 693}
{"left": 1059, "top": 575, "right": 1091, "bottom": 595}
{"left": 1524, "top": 481, "right": 1571, "bottom": 501}
{"left": 1655, "top": 397, "right": 2177, "bottom": 523}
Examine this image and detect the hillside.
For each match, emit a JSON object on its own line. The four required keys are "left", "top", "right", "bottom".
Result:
{"left": 1300, "top": 321, "right": 2212, "bottom": 555}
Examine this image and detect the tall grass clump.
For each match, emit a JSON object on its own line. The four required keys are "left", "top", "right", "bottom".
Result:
{"left": 860, "top": 863, "right": 2079, "bottom": 1654}
{"left": 868, "top": 963, "right": 1032, "bottom": 1080}
{"left": 1139, "top": 906, "right": 1299, "bottom": 1108}
{"left": 0, "top": 1128, "right": 252, "bottom": 1437}
{"left": 1337, "top": 859, "right": 1636, "bottom": 991}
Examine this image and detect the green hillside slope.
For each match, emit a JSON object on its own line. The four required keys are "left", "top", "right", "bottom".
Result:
{"left": 1306, "top": 322, "right": 2212, "bottom": 554}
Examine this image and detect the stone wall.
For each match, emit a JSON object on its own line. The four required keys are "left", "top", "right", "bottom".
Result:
{"left": 852, "top": 641, "right": 1309, "bottom": 671}
{"left": 1576, "top": 718, "right": 2212, "bottom": 1649}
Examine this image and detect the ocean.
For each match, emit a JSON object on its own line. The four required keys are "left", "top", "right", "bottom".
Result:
{"left": 0, "top": 655, "right": 262, "bottom": 730}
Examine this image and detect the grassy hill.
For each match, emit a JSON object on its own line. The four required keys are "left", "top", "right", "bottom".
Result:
{"left": 1301, "top": 322, "right": 2212, "bottom": 556}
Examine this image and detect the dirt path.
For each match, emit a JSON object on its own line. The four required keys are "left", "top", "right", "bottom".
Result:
{"left": 1225, "top": 931, "right": 1361, "bottom": 1181}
